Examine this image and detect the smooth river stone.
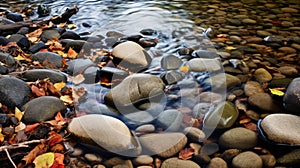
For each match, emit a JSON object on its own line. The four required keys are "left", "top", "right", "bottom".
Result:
{"left": 112, "top": 41, "right": 152, "bottom": 72}
{"left": 204, "top": 73, "right": 241, "bottom": 90}
{"left": 139, "top": 133, "right": 187, "bottom": 158}
{"left": 67, "top": 114, "right": 141, "bottom": 156}
{"left": 232, "top": 151, "right": 263, "bottom": 168}
{"left": 244, "top": 81, "right": 264, "bottom": 97}
{"left": 260, "top": 114, "right": 300, "bottom": 145}
{"left": 22, "top": 96, "right": 66, "bottom": 124}
{"left": 187, "top": 58, "right": 222, "bottom": 72}
{"left": 156, "top": 109, "right": 183, "bottom": 131}
{"left": 277, "top": 149, "right": 300, "bottom": 166}
{"left": 0, "top": 76, "right": 30, "bottom": 108}
{"left": 31, "top": 52, "right": 63, "bottom": 68}
{"left": 253, "top": 68, "right": 272, "bottom": 83}
{"left": 0, "top": 52, "right": 15, "bottom": 67}
{"left": 104, "top": 74, "right": 165, "bottom": 112}
{"left": 219, "top": 127, "right": 258, "bottom": 150}
{"left": 161, "top": 158, "right": 200, "bottom": 168}
{"left": 248, "top": 93, "right": 280, "bottom": 113}
{"left": 160, "top": 54, "right": 182, "bottom": 70}
{"left": 283, "top": 77, "right": 300, "bottom": 114}
{"left": 22, "top": 69, "right": 67, "bottom": 83}
{"left": 204, "top": 101, "right": 239, "bottom": 129}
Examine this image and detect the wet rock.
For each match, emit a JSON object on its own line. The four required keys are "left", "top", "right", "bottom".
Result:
{"left": 139, "top": 133, "right": 187, "bottom": 158}
{"left": 193, "top": 153, "right": 211, "bottom": 165}
{"left": 60, "top": 31, "right": 81, "bottom": 40}
{"left": 61, "top": 39, "right": 91, "bottom": 53}
{"left": 41, "top": 29, "right": 61, "bottom": 42}
{"left": 17, "top": 27, "right": 29, "bottom": 35}
{"left": 278, "top": 66, "right": 298, "bottom": 76}
{"left": 22, "top": 69, "right": 67, "bottom": 83}
{"left": 281, "top": 7, "right": 298, "bottom": 13}
{"left": 242, "top": 18, "right": 257, "bottom": 24}
{"left": 278, "top": 47, "right": 297, "bottom": 54}
{"left": 188, "top": 58, "right": 222, "bottom": 72}
{"left": 67, "top": 58, "right": 94, "bottom": 75}
{"left": 260, "top": 154, "right": 276, "bottom": 168}
{"left": 219, "top": 127, "right": 258, "bottom": 150}
{"left": 207, "top": 157, "right": 227, "bottom": 168}
{"left": 244, "top": 81, "right": 265, "bottom": 97}
{"left": 248, "top": 93, "right": 280, "bottom": 112}
{"left": 200, "top": 143, "right": 219, "bottom": 156}
{"left": 232, "top": 151, "right": 263, "bottom": 168}
{"left": 0, "top": 76, "right": 30, "bottom": 108}
{"left": 260, "top": 114, "right": 300, "bottom": 145}
{"left": 135, "top": 124, "right": 155, "bottom": 133}
{"left": 124, "top": 111, "right": 154, "bottom": 126}
{"left": 253, "top": 68, "right": 272, "bottom": 83}
{"left": 84, "top": 153, "right": 102, "bottom": 163}
{"left": 8, "top": 34, "right": 30, "bottom": 49}
{"left": 0, "top": 65, "right": 8, "bottom": 74}
{"left": 192, "top": 102, "right": 213, "bottom": 118}
{"left": 67, "top": 114, "right": 141, "bottom": 156}
{"left": 6, "top": 12, "right": 23, "bottom": 22}
{"left": 283, "top": 77, "right": 300, "bottom": 114}
{"left": 160, "top": 70, "right": 183, "bottom": 85}
{"left": 221, "top": 149, "right": 241, "bottom": 163}
{"left": 204, "top": 101, "right": 239, "bottom": 129}
{"left": 112, "top": 41, "right": 152, "bottom": 72}
{"left": 82, "top": 66, "right": 100, "bottom": 83}
{"left": 257, "top": 30, "right": 272, "bottom": 37}
{"left": 132, "top": 155, "right": 153, "bottom": 166}
{"left": 199, "top": 92, "right": 223, "bottom": 103}
{"left": 0, "top": 114, "right": 11, "bottom": 127}
{"left": 156, "top": 109, "right": 183, "bottom": 131}
{"left": 104, "top": 74, "right": 165, "bottom": 110}
{"left": 37, "top": 4, "right": 51, "bottom": 16}
{"left": 161, "top": 158, "right": 200, "bottom": 168}
{"left": 104, "top": 157, "right": 132, "bottom": 168}
{"left": 193, "top": 50, "right": 219, "bottom": 58}
{"left": 183, "top": 127, "right": 206, "bottom": 142}
{"left": 0, "top": 52, "right": 15, "bottom": 67}
{"left": 100, "top": 67, "right": 129, "bottom": 83}
{"left": 22, "top": 96, "right": 66, "bottom": 124}
{"left": 138, "top": 37, "right": 157, "bottom": 48}
{"left": 203, "top": 73, "right": 240, "bottom": 90}
{"left": 277, "top": 149, "right": 300, "bottom": 166}
{"left": 160, "top": 54, "right": 182, "bottom": 70}
{"left": 29, "top": 41, "right": 47, "bottom": 54}
{"left": 0, "top": 36, "right": 9, "bottom": 46}
{"left": 31, "top": 52, "right": 63, "bottom": 68}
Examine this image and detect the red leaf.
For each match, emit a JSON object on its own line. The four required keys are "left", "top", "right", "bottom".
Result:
{"left": 51, "top": 153, "right": 65, "bottom": 168}
{"left": 31, "top": 85, "right": 45, "bottom": 97}
{"left": 24, "top": 123, "right": 40, "bottom": 133}
{"left": 179, "top": 148, "right": 195, "bottom": 160}
{"left": 48, "top": 132, "right": 63, "bottom": 147}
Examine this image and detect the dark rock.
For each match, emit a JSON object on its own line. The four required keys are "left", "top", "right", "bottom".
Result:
{"left": 8, "top": 34, "right": 30, "bottom": 49}
{"left": 138, "top": 37, "right": 157, "bottom": 48}
{"left": 192, "top": 50, "right": 219, "bottom": 58}
{"left": 248, "top": 93, "right": 281, "bottom": 113}
{"left": 200, "top": 143, "right": 219, "bottom": 156}
{"left": 22, "top": 96, "right": 66, "bottom": 124}
{"left": 22, "top": 69, "right": 67, "bottom": 83}
{"left": 82, "top": 22, "right": 91, "bottom": 27}
{"left": 6, "top": 12, "right": 23, "bottom": 22}
{"left": 60, "top": 31, "right": 81, "bottom": 40}
{"left": 67, "top": 58, "right": 94, "bottom": 75}
{"left": 29, "top": 41, "right": 47, "bottom": 54}
{"left": 61, "top": 39, "right": 91, "bottom": 53}
{"left": 41, "top": 29, "right": 60, "bottom": 42}
{"left": 0, "top": 36, "right": 9, "bottom": 46}
{"left": 0, "top": 16, "right": 15, "bottom": 24}
{"left": 161, "top": 54, "right": 183, "bottom": 70}
{"left": 0, "top": 76, "right": 30, "bottom": 108}
{"left": 122, "top": 35, "right": 143, "bottom": 43}
{"left": 0, "top": 114, "right": 10, "bottom": 127}
{"left": 31, "top": 52, "right": 63, "bottom": 68}
{"left": 82, "top": 66, "right": 100, "bottom": 84}
{"left": 17, "top": 27, "right": 29, "bottom": 35}
{"left": 37, "top": 4, "right": 51, "bottom": 16}
{"left": 0, "top": 52, "right": 15, "bottom": 67}
{"left": 140, "top": 29, "right": 157, "bottom": 36}
{"left": 100, "top": 67, "right": 129, "bottom": 83}
{"left": 104, "top": 37, "right": 119, "bottom": 48}
{"left": 283, "top": 77, "right": 300, "bottom": 114}
{"left": 0, "top": 65, "right": 8, "bottom": 74}
{"left": 277, "top": 149, "right": 300, "bottom": 166}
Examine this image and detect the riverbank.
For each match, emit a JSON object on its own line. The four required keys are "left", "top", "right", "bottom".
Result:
{"left": 0, "top": 1, "right": 300, "bottom": 168}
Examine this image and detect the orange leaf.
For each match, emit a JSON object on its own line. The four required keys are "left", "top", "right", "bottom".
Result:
{"left": 239, "top": 118, "right": 251, "bottom": 124}
{"left": 21, "top": 140, "right": 48, "bottom": 166}
{"left": 24, "top": 123, "right": 40, "bottom": 133}
{"left": 179, "top": 148, "right": 194, "bottom": 160}
{"left": 48, "top": 132, "right": 63, "bottom": 147}
{"left": 51, "top": 153, "right": 65, "bottom": 168}
{"left": 67, "top": 48, "right": 78, "bottom": 59}
{"left": 31, "top": 85, "right": 45, "bottom": 97}
{"left": 244, "top": 122, "right": 257, "bottom": 131}
{"left": 55, "top": 112, "right": 66, "bottom": 123}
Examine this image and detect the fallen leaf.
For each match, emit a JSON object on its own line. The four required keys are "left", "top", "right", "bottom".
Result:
{"left": 179, "top": 148, "right": 195, "bottom": 160}
{"left": 31, "top": 85, "right": 46, "bottom": 97}
{"left": 244, "top": 122, "right": 257, "bottom": 131}
{"left": 57, "top": 22, "right": 67, "bottom": 28}
{"left": 48, "top": 132, "right": 63, "bottom": 147}
{"left": 54, "top": 81, "right": 66, "bottom": 91}
{"left": 179, "top": 65, "right": 189, "bottom": 73}
{"left": 15, "top": 122, "right": 26, "bottom": 132}
{"left": 22, "top": 140, "right": 49, "bottom": 165}
{"left": 55, "top": 112, "right": 66, "bottom": 123}
{"left": 0, "top": 128, "right": 4, "bottom": 143}
{"left": 51, "top": 153, "right": 65, "bottom": 168}
{"left": 25, "top": 123, "right": 40, "bottom": 133}
{"left": 60, "top": 95, "right": 73, "bottom": 105}
{"left": 225, "top": 46, "right": 237, "bottom": 50}
{"left": 67, "top": 48, "right": 78, "bottom": 59}
{"left": 239, "top": 118, "right": 251, "bottom": 124}
{"left": 57, "top": 51, "right": 67, "bottom": 58}
{"left": 33, "top": 152, "right": 55, "bottom": 168}
{"left": 269, "top": 88, "right": 285, "bottom": 96}
{"left": 15, "top": 107, "right": 24, "bottom": 121}
{"left": 68, "top": 24, "right": 77, "bottom": 29}
{"left": 72, "top": 74, "right": 85, "bottom": 85}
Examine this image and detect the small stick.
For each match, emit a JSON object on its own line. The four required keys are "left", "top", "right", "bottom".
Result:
{"left": 5, "top": 149, "right": 17, "bottom": 168}
{"left": 0, "top": 139, "right": 44, "bottom": 152}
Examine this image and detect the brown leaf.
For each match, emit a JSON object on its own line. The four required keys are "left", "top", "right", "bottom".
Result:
{"left": 179, "top": 148, "right": 195, "bottom": 160}
{"left": 25, "top": 123, "right": 40, "bottom": 133}
{"left": 21, "top": 140, "right": 48, "bottom": 166}
{"left": 244, "top": 122, "right": 257, "bottom": 131}
{"left": 48, "top": 132, "right": 64, "bottom": 147}
{"left": 31, "top": 85, "right": 46, "bottom": 97}
{"left": 239, "top": 118, "right": 251, "bottom": 124}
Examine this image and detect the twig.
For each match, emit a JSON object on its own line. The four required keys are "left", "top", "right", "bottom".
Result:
{"left": 5, "top": 149, "right": 17, "bottom": 168}
{"left": 0, "top": 139, "right": 45, "bottom": 152}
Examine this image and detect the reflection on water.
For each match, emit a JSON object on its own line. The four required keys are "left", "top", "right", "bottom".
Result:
{"left": 0, "top": 0, "right": 198, "bottom": 35}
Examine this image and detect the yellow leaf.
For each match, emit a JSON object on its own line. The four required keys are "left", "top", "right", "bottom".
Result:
{"left": 58, "top": 22, "right": 67, "bottom": 28}
{"left": 54, "top": 81, "right": 66, "bottom": 91}
{"left": 33, "top": 152, "right": 55, "bottom": 168}
{"left": 67, "top": 48, "right": 78, "bottom": 59}
{"left": 225, "top": 46, "right": 237, "bottom": 50}
{"left": 15, "top": 54, "right": 26, "bottom": 61}
{"left": 0, "top": 133, "right": 4, "bottom": 143}
{"left": 180, "top": 65, "right": 189, "bottom": 73}
{"left": 60, "top": 95, "right": 73, "bottom": 104}
{"left": 57, "top": 51, "right": 68, "bottom": 58}
{"left": 68, "top": 24, "right": 77, "bottom": 29}
{"left": 269, "top": 88, "right": 285, "bottom": 96}
{"left": 15, "top": 107, "right": 24, "bottom": 121}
